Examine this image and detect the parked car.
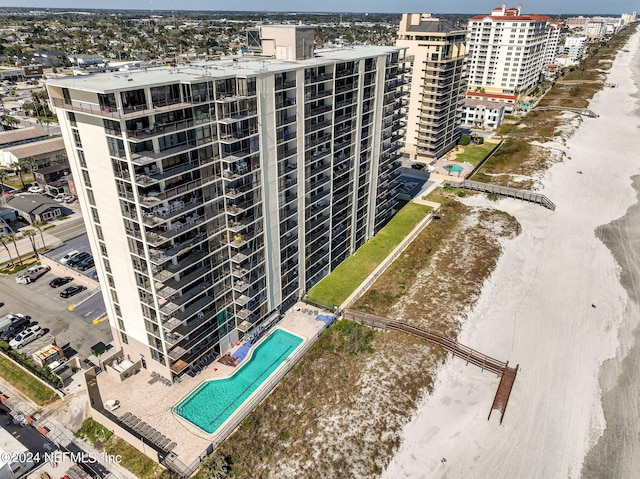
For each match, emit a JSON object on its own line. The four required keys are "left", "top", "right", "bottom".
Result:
{"left": 63, "top": 194, "right": 76, "bottom": 203}
{"left": 77, "top": 258, "right": 94, "bottom": 271}
{"left": 49, "top": 277, "right": 73, "bottom": 288}
{"left": 60, "top": 285, "right": 87, "bottom": 298}
{"left": 0, "top": 316, "right": 31, "bottom": 341}
{"left": 53, "top": 193, "right": 67, "bottom": 202}
{"left": 9, "top": 324, "right": 43, "bottom": 349}
{"left": 27, "top": 185, "right": 44, "bottom": 194}
{"left": 15, "top": 265, "right": 51, "bottom": 284}
{"left": 66, "top": 252, "right": 90, "bottom": 267}
{"left": 59, "top": 250, "right": 79, "bottom": 265}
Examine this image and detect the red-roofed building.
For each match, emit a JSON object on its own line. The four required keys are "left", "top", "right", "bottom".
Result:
{"left": 466, "top": 4, "right": 560, "bottom": 107}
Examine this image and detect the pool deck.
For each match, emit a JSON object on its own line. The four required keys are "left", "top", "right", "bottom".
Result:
{"left": 93, "top": 303, "right": 327, "bottom": 467}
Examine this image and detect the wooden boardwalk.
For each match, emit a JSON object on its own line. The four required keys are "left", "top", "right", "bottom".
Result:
{"left": 535, "top": 105, "right": 598, "bottom": 118}
{"left": 454, "top": 179, "right": 556, "bottom": 211}
{"left": 342, "top": 309, "right": 519, "bottom": 423}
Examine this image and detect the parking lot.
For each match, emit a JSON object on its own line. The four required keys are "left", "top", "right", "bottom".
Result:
{"left": 0, "top": 268, "right": 112, "bottom": 360}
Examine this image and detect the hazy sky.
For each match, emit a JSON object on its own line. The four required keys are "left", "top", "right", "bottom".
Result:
{"left": 2, "top": 1, "right": 637, "bottom": 15}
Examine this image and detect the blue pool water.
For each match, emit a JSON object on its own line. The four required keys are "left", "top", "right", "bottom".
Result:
{"left": 173, "top": 329, "right": 304, "bottom": 434}
{"left": 446, "top": 164, "right": 464, "bottom": 172}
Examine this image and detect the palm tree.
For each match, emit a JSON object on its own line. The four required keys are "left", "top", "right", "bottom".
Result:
{"left": 0, "top": 115, "right": 20, "bottom": 129}
{"left": 31, "top": 220, "right": 47, "bottom": 252}
{"left": 200, "top": 455, "right": 229, "bottom": 479}
{"left": 5, "top": 232, "right": 22, "bottom": 265}
{"left": 23, "top": 229, "right": 38, "bottom": 259}
{"left": 0, "top": 234, "right": 14, "bottom": 267}
{"left": 0, "top": 168, "right": 7, "bottom": 197}
{"left": 16, "top": 156, "right": 36, "bottom": 189}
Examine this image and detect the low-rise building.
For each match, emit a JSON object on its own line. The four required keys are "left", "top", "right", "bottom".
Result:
{"left": 0, "top": 137, "right": 67, "bottom": 169}
{"left": 0, "top": 127, "right": 48, "bottom": 149}
{"left": 0, "top": 427, "right": 35, "bottom": 479}
{"left": 5, "top": 194, "right": 63, "bottom": 222}
{"left": 461, "top": 98, "right": 506, "bottom": 129}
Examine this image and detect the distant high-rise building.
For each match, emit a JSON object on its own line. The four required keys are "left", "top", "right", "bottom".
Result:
{"left": 396, "top": 13, "right": 467, "bottom": 160}
{"left": 466, "top": 4, "right": 560, "bottom": 99}
{"left": 47, "top": 32, "right": 408, "bottom": 380}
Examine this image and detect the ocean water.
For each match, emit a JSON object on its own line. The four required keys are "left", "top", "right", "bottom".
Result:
{"left": 581, "top": 38, "right": 640, "bottom": 478}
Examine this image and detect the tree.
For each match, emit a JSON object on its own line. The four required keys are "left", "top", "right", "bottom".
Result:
{"left": 31, "top": 220, "right": 47, "bottom": 252}
{"left": 0, "top": 168, "right": 6, "bottom": 197}
{"left": 0, "top": 233, "right": 14, "bottom": 267}
{"left": 200, "top": 454, "right": 229, "bottom": 479}
{"left": 0, "top": 115, "right": 20, "bottom": 129}
{"left": 18, "top": 156, "right": 37, "bottom": 187}
{"left": 5, "top": 232, "right": 22, "bottom": 265}
{"left": 23, "top": 229, "right": 38, "bottom": 259}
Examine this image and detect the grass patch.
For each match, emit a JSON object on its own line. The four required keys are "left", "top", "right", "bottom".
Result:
{"left": 0, "top": 355, "right": 58, "bottom": 406}
{"left": 75, "top": 418, "right": 113, "bottom": 446}
{"left": 76, "top": 419, "right": 167, "bottom": 479}
{"left": 105, "top": 438, "right": 164, "bottom": 479}
{"left": 452, "top": 142, "right": 498, "bottom": 167}
{"left": 307, "top": 202, "right": 431, "bottom": 307}
{"left": 43, "top": 225, "right": 56, "bottom": 231}
{"left": 216, "top": 318, "right": 377, "bottom": 477}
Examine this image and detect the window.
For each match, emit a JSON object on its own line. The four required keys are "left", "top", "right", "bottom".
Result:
{"left": 72, "top": 129, "right": 82, "bottom": 148}
{"left": 68, "top": 112, "right": 77, "bottom": 127}
{"left": 90, "top": 207, "right": 100, "bottom": 224}
{"left": 96, "top": 225, "right": 104, "bottom": 241}
{"left": 87, "top": 189, "right": 95, "bottom": 206}
{"left": 82, "top": 170, "right": 92, "bottom": 187}
{"left": 120, "top": 331, "right": 128, "bottom": 344}
{"left": 104, "top": 258, "right": 111, "bottom": 273}
{"left": 77, "top": 150, "right": 86, "bottom": 168}
{"left": 110, "top": 288, "right": 119, "bottom": 303}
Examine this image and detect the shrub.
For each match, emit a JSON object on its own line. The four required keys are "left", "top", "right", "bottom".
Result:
{"left": 458, "top": 135, "right": 471, "bottom": 146}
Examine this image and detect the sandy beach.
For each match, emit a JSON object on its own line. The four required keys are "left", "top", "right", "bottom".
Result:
{"left": 383, "top": 30, "right": 640, "bottom": 479}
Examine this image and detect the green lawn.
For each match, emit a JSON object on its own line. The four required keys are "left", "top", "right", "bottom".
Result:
{"left": 0, "top": 356, "right": 58, "bottom": 406}
{"left": 454, "top": 142, "right": 499, "bottom": 167}
{"left": 307, "top": 202, "right": 431, "bottom": 308}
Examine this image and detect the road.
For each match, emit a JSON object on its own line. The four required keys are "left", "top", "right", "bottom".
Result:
{"left": 0, "top": 214, "right": 86, "bottom": 266}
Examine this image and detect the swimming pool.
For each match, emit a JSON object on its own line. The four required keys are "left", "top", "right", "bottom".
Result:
{"left": 444, "top": 163, "right": 464, "bottom": 173}
{"left": 173, "top": 329, "right": 304, "bottom": 434}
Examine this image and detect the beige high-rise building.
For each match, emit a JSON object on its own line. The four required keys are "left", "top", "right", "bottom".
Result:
{"left": 466, "top": 4, "right": 560, "bottom": 97}
{"left": 47, "top": 36, "right": 408, "bottom": 381}
{"left": 396, "top": 13, "right": 467, "bottom": 161}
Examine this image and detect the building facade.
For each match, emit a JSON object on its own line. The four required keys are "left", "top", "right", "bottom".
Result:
{"left": 466, "top": 4, "right": 560, "bottom": 98}
{"left": 47, "top": 44, "right": 408, "bottom": 379}
{"left": 396, "top": 13, "right": 466, "bottom": 160}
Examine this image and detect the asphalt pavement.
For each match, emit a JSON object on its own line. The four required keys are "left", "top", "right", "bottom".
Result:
{"left": 0, "top": 269, "right": 112, "bottom": 359}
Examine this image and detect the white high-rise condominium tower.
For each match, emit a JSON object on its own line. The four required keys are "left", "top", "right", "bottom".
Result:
{"left": 466, "top": 4, "right": 560, "bottom": 97}
{"left": 396, "top": 13, "right": 467, "bottom": 160}
{"left": 47, "top": 31, "right": 408, "bottom": 380}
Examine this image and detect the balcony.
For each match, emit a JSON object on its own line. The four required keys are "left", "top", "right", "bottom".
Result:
{"left": 149, "top": 237, "right": 208, "bottom": 269}
{"left": 163, "top": 295, "right": 226, "bottom": 331}
{"left": 276, "top": 80, "right": 296, "bottom": 91}
{"left": 276, "top": 115, "right": 296, "bottom": 127}
{"left": 304, "top": 89, "right": 333, "bottom": 102}
{"left": 134, "top": 160, "right": 211, "bottom": 187}
{"left": 130, "top": 141, "right": 198, "bottom": 166}
{"left": 156, "top": 263, "right": 212, "bottom": 299}
{"left": 304, "top": 72, "right": 333, "bottom": 84}
{"left": 139, "top": 178, "right": 212, "bottom": 206}
{"left": 145, "top": 215, "right": 205, "bottom": 244}
{"left": 126, "top": 118, "right": 197, "bottom": 141}
{"left": 218, "top": 109, "right": 258, "bottom": 124}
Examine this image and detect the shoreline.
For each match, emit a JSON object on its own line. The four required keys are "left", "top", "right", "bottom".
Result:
{"left": 382, "top": 29, "right": 640, "bottom": 479}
